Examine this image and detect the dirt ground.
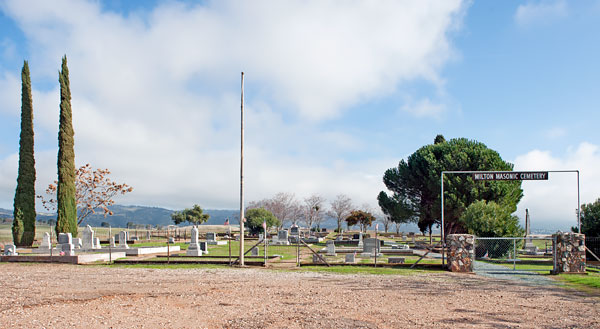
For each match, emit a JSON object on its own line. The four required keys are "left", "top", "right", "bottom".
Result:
{"left": 0, "top": 263, "right": 598, "bottom": 328}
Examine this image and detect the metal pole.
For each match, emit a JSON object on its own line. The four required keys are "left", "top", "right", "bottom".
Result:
{"left": 513, "top": 239, "right": 516, "bottom": 270}
{"left": 264, "top": 226, "right": 267, "bottom": 266}
{"left": 239, "top": 72, "right": 245, "bottom": 266}
{"left": 374, "top": 227, "right": 377, "bottom": 268}
{"left": 228, "top": 224, "right": 232, "bottom": 266}
{"left": 108, "top": 225, "right": 112, "bottom": 263}
{"left": 577, "top": 170, "right": 581, "bottom": 233}
{"left": 441, "top": 172, "right": 445, "bottom": 268}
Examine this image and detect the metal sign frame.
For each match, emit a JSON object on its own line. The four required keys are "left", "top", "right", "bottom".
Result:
{"left": 440, "top": 170, "right": 580, "bottom": 268}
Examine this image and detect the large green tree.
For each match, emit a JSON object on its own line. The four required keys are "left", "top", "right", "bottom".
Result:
{"left": 345, "top": 210, "right": 376, "bottom": 232}
{"left": 13, "top": 61, "right": 36, "bottom": 246}
{"left": 573, "top": 198, "right": 600, "bottom": 237}
{"left": 245, "top": 208, "right": 280, "bottom": 235}
{"left": 171, "top": 204, "right": 210, "bottom": 225}
{"left": 380, "top": 136, "right": 523, "bottom": 237}
{"left": 56, "top": 56, "right": 77, "bottom": 237}
{"left": 459, "top": 200, "right": 524, "bottom": 237}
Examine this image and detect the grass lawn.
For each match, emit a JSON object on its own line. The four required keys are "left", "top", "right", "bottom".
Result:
{"left": 557, "top": 272, "right": 600, "bottom": 291}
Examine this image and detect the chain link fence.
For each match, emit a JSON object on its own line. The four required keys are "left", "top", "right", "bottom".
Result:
{"left": 474, "top": 237, "right": 553, "bottom": 272}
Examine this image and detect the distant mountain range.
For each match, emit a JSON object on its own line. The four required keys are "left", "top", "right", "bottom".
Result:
{"left": 0, "top": 205, "right": 237, "bottom": 228}
{"left": 0, "top": 204, "right": 425, "bottom": 232}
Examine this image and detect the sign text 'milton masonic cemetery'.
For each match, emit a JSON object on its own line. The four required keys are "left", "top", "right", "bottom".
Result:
{"left": 472, "top": 171, "right": 548, "bottom": 181}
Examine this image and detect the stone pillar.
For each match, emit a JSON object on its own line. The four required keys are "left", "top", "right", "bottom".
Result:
{"left": 552, "top": 232, "right": 586, "bottom": 274}
{"left": 446, "top": 234, "right": 474, "bottom": 272}
{"left": 186, "top": 226, "right": 202, "bottom": 256}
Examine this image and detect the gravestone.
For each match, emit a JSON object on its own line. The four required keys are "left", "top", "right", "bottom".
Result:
{"left": 72, "top": 238, "right": 82, "bottom": 249}
{"left": 362, "top": 238, "right": 381, "bottom": 256}
{"left": 146, "top": 230, "right": 151, "bottom": 240}
{"left": 276, "top": 230, "right": 290, "bottom": 245}
{"left": 206, "top": 232, "right": 216, "bottom": 242}
{"left": 61, "top": 242, "right": 75, "bottom": 256}
{"left": 40, "top": 232, "right": 51, "bottom": 250}
{"left": 206, "top": 232, "right": 226, "bottom": 245}
{"left": 335, "top": 235, "right": 343, "bottom": 241}
{"left": 345, "top": 253, "right": 356, "bottom": 264}
{"left": 402, "top": 234, "right": 407, "bottom": 242}
{"left": 388, "top": 257, "right": 405, "bottom": 264}
{"left": 199, "top": 241, "right": 209, "bottom": 254}
{"left": 93, "top": 237, "right": 101, "bottom": 249}
{"left": 312, "top": 254, "right": 325, "bottom": 264}
{"left": 3, "top": 244, "right": 17, "bottom": 256}
{"left": 82, "top": 225, "right": 95, "bottom": 250}
{"left": 290, "top": 226, "right": 299, "bottom": 236}
{"left": 326, "top": 240, "right": 336, "bottom": 256}
{"left": 251, "top": 246, "right": 259, "bottom": 256}
{"left": 358, "top": 232, "right": 364, "bottom": 247}
{"left": 523, "top": 209, "right": 538, "bottom": 254}
{"left": 58, "top": 232, "right": 72, "bottom": 245}
{"left": 186, "top": 226, "right": 202, "bottom": 256}
{"left": 118, "top": 231, "right": 129, "bottom": 249}
{"left": 168, "top": 237, "right": 175, "bottom": 244}
{"left": 109, "top": 237, "right": 116, "bottom": 248}
{"left": 258, "top": 233, "right": 264, "bottom": 242}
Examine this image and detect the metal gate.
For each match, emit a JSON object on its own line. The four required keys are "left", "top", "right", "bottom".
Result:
{"left": 474, "top": 237, "right": 554, "bottom": 273}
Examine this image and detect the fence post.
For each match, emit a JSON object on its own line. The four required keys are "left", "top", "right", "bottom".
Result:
{"left": 513, "top": 239, "right": 516, "bottom": 270}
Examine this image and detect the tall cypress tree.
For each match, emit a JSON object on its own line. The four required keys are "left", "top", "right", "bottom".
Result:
{"left": 13, "top": 61, "right": 36, "bottom": 246}
{"left": 56, "top": 55, "right": 77, "bottom": 237}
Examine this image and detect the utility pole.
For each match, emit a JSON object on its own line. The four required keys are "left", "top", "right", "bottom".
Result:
{"left": 239, "top": 72, "right": 245, "bottom": 266}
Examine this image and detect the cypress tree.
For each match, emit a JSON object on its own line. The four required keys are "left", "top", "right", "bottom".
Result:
{"left": 12, "top": 61, "right": 36, "bottom": 246}
{"left": 56, "top": 55, "right": 77, "bottom": 237}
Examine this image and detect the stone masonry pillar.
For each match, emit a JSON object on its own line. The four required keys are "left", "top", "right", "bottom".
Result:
{"left": 447, "top": 234, "right": 474, "bottom": 272}
{"left": 552, "top": 232, "right": 586, "bottom": 274}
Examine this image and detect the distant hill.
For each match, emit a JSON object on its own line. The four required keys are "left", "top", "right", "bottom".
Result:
{"left": 0, "top": 205, "right": 237, "bottom": 228}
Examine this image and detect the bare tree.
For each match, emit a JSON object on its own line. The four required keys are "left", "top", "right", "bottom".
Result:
{"left": 247, "top": 192, "right": 301, "bottom": 229}
{"left": 303, "top": 194, "right": 326, "bottom": 231}
{"left": 327, "top": 194, "right": 353, "bottom": 233}
{"left": 394, "top": 221, "right": 401, "bottom": 235}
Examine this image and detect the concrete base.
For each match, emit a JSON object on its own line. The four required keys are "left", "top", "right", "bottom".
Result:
{"left": 186, "top": 249, "right": 203, "bottom": 256}
{"left": 110, "top": 246, "right": 181, "bottom": 256}
{"left": 360, "top": 252, "right": 382, "bottom": 258}
{"left": 207, "top": 241, "right": 227, "bottom": 246}
{"left": 1, "top": 252, "right": 126, "bottom": 264}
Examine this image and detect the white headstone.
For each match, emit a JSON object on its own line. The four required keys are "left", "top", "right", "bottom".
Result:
{"left": 146, "top": 230, "right": 151, "bottom": 240}
{"left": 187, "top": 227, "right": 202, "bottom": 256}
{"left": 72, "top": 238, "right": 82, "bottom": 249}
{"left": 109, "top": 237, "right": 116, "bottom": 248}
{"left": 40, "top": 232, "right": 51, "bottom": 249}
{"left": 326, "top": 240, "right": 336, "bottom": 256}
{"left": 82, "top": 225, "right": 95, "bottom": 250}
{"left": 118, "top": 231, "right": 129, "bottom": 249}
{"left": 58, "top": 233, "right": 72, "bottom": 245}
{"left": 93, "top": 237, "right": 101, "bottom": 249}
{"left": 61, "top": 243, "right": 75, "bottom": 256}
{"left": 4, "top": 244, "right": 17, "bottom": 256}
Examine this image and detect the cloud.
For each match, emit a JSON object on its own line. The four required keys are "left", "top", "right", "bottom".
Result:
{"left": 0, "top": 0, "right": 466, "bottom": 211}
{"left": 544, "top": 127, "right": 567, "bottom": 139}
{"left": 400, "top": 98, "right": 447, "bottom": 119}
{"left": 513, "top": 142, "right": 600, "bottom": 230}
{"left": 515, "top": 0, "right": 568, "bottom": 27}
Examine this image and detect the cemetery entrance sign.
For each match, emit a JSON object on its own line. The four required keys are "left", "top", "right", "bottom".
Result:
{"left": 472, "top": 171, "right": 548, "bottom": 181}
{"left": 440, "top": 169, "right": 580, "bottom": 268}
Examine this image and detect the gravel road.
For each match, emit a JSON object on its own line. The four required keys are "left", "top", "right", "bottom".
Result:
{"left": 0, "top": 263, "right": 598, "bottom": 328}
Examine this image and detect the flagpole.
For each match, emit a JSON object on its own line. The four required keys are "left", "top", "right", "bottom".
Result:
{"left": 239, "top": 72, "right": 245, "bottom": 266}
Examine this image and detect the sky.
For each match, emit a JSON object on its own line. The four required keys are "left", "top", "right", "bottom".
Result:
{"left": 0, "top": 0, "right": 599, "bottom": 231}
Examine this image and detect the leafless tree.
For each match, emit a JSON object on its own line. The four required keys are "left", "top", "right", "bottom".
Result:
{"left": 247, "top": 192, "right": 301, "bottom": 229}
{"left": 327, "top": 194, "right": 353, "bottom": 233}
{"left": 394, "top": 221, "right": 401, "bottom": 235}
{"left": 303, "top": 194, "right": 326, "bottom": 231}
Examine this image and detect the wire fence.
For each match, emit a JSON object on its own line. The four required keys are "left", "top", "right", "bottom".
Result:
{"left": 474, "top": 237, "right": 554, "bottom": 272}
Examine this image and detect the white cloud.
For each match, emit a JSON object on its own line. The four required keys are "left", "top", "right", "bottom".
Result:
{"left": 515, "top": 0, "right": 568, "bottom": 27}
{"left": 0, "top": 0, "right": 466, "bottom": 211}
{"left": 544, "top": 127, "right": 567, "bottom": 139}
{"left": 400, "top": 98, "right": 447, "bottom": 119}
{"left": 513, "top": 142, "right": 600, "bottom": 230}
